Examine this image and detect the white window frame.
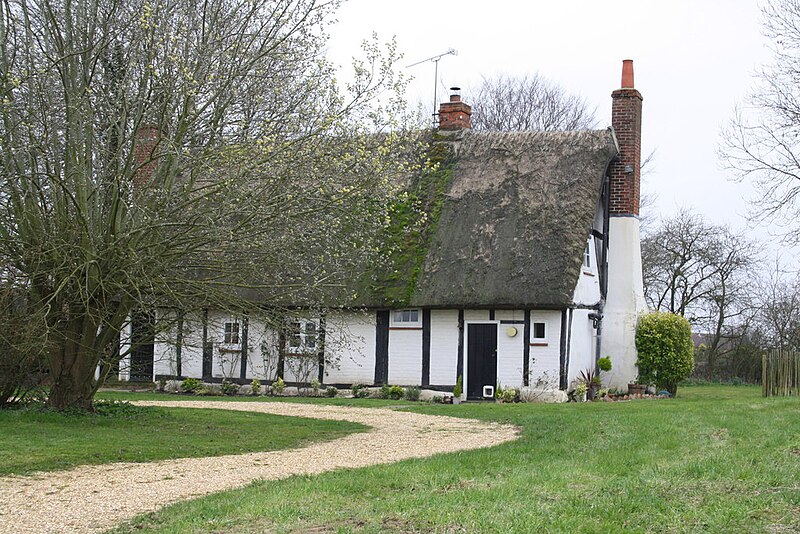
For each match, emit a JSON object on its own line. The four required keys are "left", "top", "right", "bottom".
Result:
{"left": 223, "top": 322, "right": 240, "bottom": 345}
{"left": 286, "top": 319, "right": 318, "bottom": 353}
{"left": 390, "top": 308, "right": 422, "bottom": 328}
{"left": 584, "top": 242, "right": 592, "bottom": 269}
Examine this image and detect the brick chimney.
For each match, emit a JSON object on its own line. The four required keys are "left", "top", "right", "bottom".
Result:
{"left": 601, "top": 58, "right": 647, "bottom": 390}
{"left": 133, "top": 124, "right": 160, "bottom": 188}
{"left": 609, "top": 59, "right": 642, "bottom": 216}
{"left": 438, "top": 87, "right": 471, "bottom": 130}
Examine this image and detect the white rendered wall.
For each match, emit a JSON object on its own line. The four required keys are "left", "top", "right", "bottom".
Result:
{"left": 496, "top": 310, "right": 525, "bottom": 388}
{"left": 573, "top": 237, "right": 602, "bottom": 306}
{"left": 117, "top": 320, "right": 132, "bottom": 381}
{"left": 601, "top": 216, "right": 647, "bottom": 387}
{"left": 388, "top": 328, "right": 422, "bottom": 385}
{"left": 429, "top": 310, "right": 459, "bottom": 385}
{"left": 464, "top": 309, "right": 490, "bottom": 322}
{"left": 324, "top": 311, "right": 376, "bottom": 385}
{"left": 528, "top": 310, "right": 562, "bottom": 387}
{"left": 568, "top": 308, "right": 597, "bottom": 386}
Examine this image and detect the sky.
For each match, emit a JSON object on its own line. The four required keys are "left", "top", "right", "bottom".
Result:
{"left": 326, "top": 0, "right": 788, "bottom": 256}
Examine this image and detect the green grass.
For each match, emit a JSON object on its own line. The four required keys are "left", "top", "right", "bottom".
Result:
{"left": 0, "top": 401, "right": 366, "bottom": 476}
{"left": 110, "top": 385, "right": 800, "bottom": 533}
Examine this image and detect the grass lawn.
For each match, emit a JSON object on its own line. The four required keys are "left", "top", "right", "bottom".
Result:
{"left": 109, "top": 385, "right": 800, "bottom": 533}
{"left": 0, "top": 401, "right": 366, "bottom": 476}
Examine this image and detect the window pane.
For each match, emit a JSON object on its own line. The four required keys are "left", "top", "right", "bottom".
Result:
{"left": 305, "top": 322, "right": 317, "bottom": 348}
{"left": 392, "top": 311, "right": 404, "bottom": 322}
{"left": 224, "top": 322, "right": 239, "bottom": 344}
{"left": 288, "top": 322, "right": 301, "bottom": 348}
{"left": 409, "top": 309, "right": 419, "bottom": 322}
{"left": 533, "top": 322, "right": 546, "bottom": 339}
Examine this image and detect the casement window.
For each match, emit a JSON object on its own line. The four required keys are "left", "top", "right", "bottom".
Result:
{"left": 390, "top": 309, "right": 421, "bottom": 328}
{"left": 223, "top": 322, "right": 240, "bottom": 344}
{"left": 287, "top": 320, "right": 318, "bottom": 351}
{"left": 533, "top": 322, "right": 546, "bottom": 340}
{"left": 584, "top": 242, "right": 591, "bottom": 268}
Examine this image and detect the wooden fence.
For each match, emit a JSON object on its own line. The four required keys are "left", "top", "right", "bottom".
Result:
{"left": 763, "top": 349, "right": 800, "bottom": 397}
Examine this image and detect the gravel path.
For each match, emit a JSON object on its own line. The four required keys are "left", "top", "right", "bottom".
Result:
{"left": 0, "top": 400, "right": 519, "bottom": 533}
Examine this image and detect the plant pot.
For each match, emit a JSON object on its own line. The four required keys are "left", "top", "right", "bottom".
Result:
{"left": 452, "top": 397, "right": 462, "bottom": 405}
{"left": 628, "top": 383, "right": 646, "bottom": 396}
{"left": 588, "top": 384, "right": 600, "bottom": 401}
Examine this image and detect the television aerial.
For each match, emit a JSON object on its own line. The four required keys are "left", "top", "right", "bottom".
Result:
{"left": 407, "top": 48, "right": 458, "bottom": 127}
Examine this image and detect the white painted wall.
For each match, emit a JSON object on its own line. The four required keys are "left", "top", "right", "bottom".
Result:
{"left": 602, "top": 216, "right": 647, "bottom": 387}
{"left": 573, "top": 237, "right": 602, "bottom": 306}
{"left": 528, "top": 310, "right": 562, "bottom": 388}
{"left": 429, "top": 309, "right": 459, "bottom": 385}
{"left": 324, "top": 310, "right": 376, "bottom": 385}
{"left": 388, "top": 328, "right": 422, "bottom": 385}
{"left": 496, "top": 314, "right": 524, "bottom": 389}
{"left": 117, "top": 320, "right": 132, "bottom": 381}
{"left": 568, "top": 308, "right": 597, "bottom": 386}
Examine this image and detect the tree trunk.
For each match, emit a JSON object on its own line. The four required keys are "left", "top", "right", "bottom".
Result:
{"left": 48, "top": 370, "right": 96, "bottom": 411}
{"left": 46, "top": 313, "right": 102, "bottom": 411}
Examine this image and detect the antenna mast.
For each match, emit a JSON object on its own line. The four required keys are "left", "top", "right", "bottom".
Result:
{"left": 407, "top": 48, "right": 458, "bottom": 127}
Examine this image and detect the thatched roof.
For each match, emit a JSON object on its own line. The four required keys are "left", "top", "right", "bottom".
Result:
{"left": 404, "top": 128, "right": 618, "bottom": 309}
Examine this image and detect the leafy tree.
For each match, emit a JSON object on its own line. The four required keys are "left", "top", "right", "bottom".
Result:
{"left": 0, "top": 0, "right": 415, "bottom": 410}
{"left": 635, "top": 311, "right": 694, "bottom": 396}
{"left": 468, "top": 73, "right": 597, "bottom": 132}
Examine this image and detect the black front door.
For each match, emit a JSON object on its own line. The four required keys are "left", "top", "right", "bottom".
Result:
{"left": 129, "top": 312, "right": 155, "bottom": 382}
{"left": 467, "top": 323, "right": 497, "bottom": 400}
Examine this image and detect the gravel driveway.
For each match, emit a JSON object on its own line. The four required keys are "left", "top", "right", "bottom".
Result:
{"left": 0, "top": 400, "right": 519, "bottom": 533}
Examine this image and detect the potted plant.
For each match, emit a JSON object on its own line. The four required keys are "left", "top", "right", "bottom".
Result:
{"left": 628, "top": 378, "right": 646, "bottom": 396}
{"left": 579, "top": 368, "right": 601, "bottom": 401}
{"left": 452, "top": 375, "right": 463, "bottom": 404}
{"left": 575, "top": 382, "right": 588, "bottom": 402}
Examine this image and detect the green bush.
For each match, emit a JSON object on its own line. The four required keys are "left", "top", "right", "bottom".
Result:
{"left": 220, "top": 379, "right": 238, "bottom": 396}
{"left": 598, "top": 356, "right": 612, "bottom": 372}
{"left": 404, "top": 386, "right": 421, "bottom": 401}
{"left": 453, "top": 375, "right": 463, "bottom": 398}
{"left": 380, "top": 384, "right": 404, "bottom": 400}
{"left": 250, "top": 378, "right": 262, "bottom": 396}
{"left": 635, "top": 312, "right": 694, "bottom": 397}
{"left": 180, "top": 378, "right": 202, "bottom": 393}
{"left": 272, "top": 377, "right": 286, "bottom": 395}
{"left": 325, "top": 386, "right": 338, "bottom": 398}
{"left": 351, "top": 384, "right": 370, "bottom": 398}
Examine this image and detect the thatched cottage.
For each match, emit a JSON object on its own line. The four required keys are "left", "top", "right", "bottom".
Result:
{"left": 119, "top": 60, "right": 647, "bottom": 399}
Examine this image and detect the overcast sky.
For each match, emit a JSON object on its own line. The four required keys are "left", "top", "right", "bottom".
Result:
{"left": 327, "top": 0, "right": 792, "bottom": 257}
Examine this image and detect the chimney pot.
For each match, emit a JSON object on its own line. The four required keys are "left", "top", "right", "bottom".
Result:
{"left": 621, "top": 59, "right": 634, "bottom": 88}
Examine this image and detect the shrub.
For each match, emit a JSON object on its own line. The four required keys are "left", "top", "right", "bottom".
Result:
{"left": 379, "top": 384, "right": 404, "bottom": 400}
{"left": 250, "top": 379, "right": 262, "bottom": 396}
{"left": 351, "top": 383, "right": 370, "bottom": 398}
{"left": 326, "top": 386, "right": 338, "bottom": 398}
{"left": 195, "top": 385, "right": 222, "bottom": 396}
{"left": 404, "top": 386, "right": 421, "bottom": 401}
{"left": 180, "top": 378, "right": 202, "bottom": 393}
{"left": 272, "top": 377, "right": 286, "bottom": 395}
{"left": 598, "top": 356, "right": 612, "bottom": 372}
{"left": 453, "top": 375, "right": 463, "bottom": 398}
{"left": 496, "top": 386, "right": 520, "bottom": 403}
{"left": 310, "top": 379, "right": 321, "bottom": 396}
{"left": 220, "top": 379, "right": 238, "bottom": 396}
{"left": 635, "top": 311, "right": 694, "bottom": 397}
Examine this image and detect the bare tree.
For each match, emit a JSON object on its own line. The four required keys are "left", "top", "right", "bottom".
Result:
{"left": 720, "top": 0, "right": 800, "bottom": 240}
{"left": 642, "top": 210, "right": 757, "bottom": 376}
{"left": 0, "top": 0, "right": 416, "bottom": 409}
{"left": 468, "top": 73, "right": 597, "bottom": 132}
